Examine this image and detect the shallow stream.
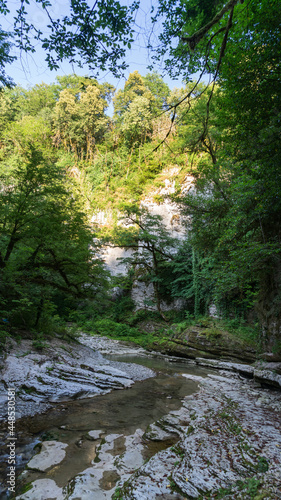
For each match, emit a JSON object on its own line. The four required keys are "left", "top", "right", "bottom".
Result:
{"left": 1, "top": 355, "right": 211, "bottom": 498}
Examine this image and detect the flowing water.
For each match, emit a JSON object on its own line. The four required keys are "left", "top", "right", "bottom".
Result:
{"left": 0, "top": 355, "right": 211, "bottom": 498}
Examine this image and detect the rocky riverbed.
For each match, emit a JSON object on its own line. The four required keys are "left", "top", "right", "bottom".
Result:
{"left": 0, "top": 335, "right": 153, "bottom": 423}
{"left": 1, "top": 333, "right": 281, "bottom": 499}
{"left": 115, "top": 372, "right": 281, "bottom": 499}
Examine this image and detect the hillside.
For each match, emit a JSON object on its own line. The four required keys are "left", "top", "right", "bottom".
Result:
{"left": 0, "top": 61, "right": 280, "bottom": 358}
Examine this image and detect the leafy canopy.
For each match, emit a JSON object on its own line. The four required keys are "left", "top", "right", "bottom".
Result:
{"left": 0, "top": 0, "right": 140, "bottom": 86}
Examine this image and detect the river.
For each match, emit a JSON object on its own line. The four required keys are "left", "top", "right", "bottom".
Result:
{"left": 1, "top": 354, "right": 211, "bottom": 499}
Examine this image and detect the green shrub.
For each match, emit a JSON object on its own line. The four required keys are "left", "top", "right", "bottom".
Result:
{"left": 93, "top": 319, "right": 140, "bottom": 339}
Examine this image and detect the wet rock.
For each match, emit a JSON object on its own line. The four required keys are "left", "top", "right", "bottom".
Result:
{"left": 87, "top": 430, "right": 103, "bottom": 440}
{"left": 0, "top": 336, "right": 154, "bottom": 421}
{"left": 16, "top": 478, "right": 64, "bottom": 499}
{"left": 65, "top": 429, "right": 145, "bottom": 499}
{"left": 117, "top": 373, "right": 281, "bottom": 499}
{"left": 27, "top": 441, "right": 68, "bottom": 471}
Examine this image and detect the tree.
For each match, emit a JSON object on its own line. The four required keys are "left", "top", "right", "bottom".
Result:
{"left": 53, "top": 80, "right": 111, "bottom": 159}
{"left": 114, "top": 71, "right": 150, "bottom": 118}
{"left": 0, "top": 23, "right": 15, "bottom": 87}
{"left": 120, "top": 95, "right": 153, "bottom": 147}
{"left": 0, "top": 0, "right": 139, "bottom": 84}
{"left": 79, "top": 84, "right": 110, "bottom": 159}
{"left": 143, "top": 71, "right": 170, "bottom": 112}
{"left": 136, "top": 0, "right": 280, "bottom": 346}
{"left": 0, "top": 146, "right": 107, "bottom": 330}
{"left": 113, "top": 71, "right": 157, "bottom": 146}
{"left": 107, "top": 204, "right": 179, "bottom": 317}
{"left": 151, "top": 0, "right": 248, "bottom": 80}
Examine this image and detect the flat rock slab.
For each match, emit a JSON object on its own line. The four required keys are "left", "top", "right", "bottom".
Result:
{"left": 16, "top": 479, "right": 64, "bottom": 500}
{"left": 65, "top": 429, "right": 145, "bottom": 500}
{"left": 117, "top": 372, "right": 281, "bottom": 499}
{"left": 27, "top": 440, "right": 68, "bottom": 471}
{"left": 0, "top": 336, "right": 154, "bottom": 421}
{"left": 78, "top": 333, "right": 148, "bottom": 357}
{"left": 88, "top": 430, "right": 103, "bottom": 440}
{"left": 195, "top": 357, "right": 281, "bottom": 388}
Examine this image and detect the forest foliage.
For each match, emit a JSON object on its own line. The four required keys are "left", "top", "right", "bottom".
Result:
{"left": 0, "top": 0, "right": 280, "bottom": 351}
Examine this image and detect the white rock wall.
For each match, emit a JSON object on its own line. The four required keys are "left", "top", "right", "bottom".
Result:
{"left": 93, "top": 167, "right": 194, "bottom": 310}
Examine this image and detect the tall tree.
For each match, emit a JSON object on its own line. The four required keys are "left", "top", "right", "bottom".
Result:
{"left": 113, "top": 71, "right": 150, "bottom": 118}
{"left": 0, "top": 146, "right": 106, "bottom": 330}
{"left": 156, "top": 0, "right": 281, "bottom": 343}
{"left": 113, "top": 71, "right": 156, "bottom": 146}
{"left": 53, "top": 80, "right": 111, "bottom": 159}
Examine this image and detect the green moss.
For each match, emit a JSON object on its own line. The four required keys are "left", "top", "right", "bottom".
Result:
{"left": 167, "top": 475, "right": 187, "bottom": 496}
{"left": 18, "top": 482, "right": 33, "bottom": 495}
{"left": 153, "top": 194, "right": 164, "bottom": 204}
{"left": 170, "top": 444, "right": 185, "bottom": 458}
{"left": 186, "top": 425, "right": 195, "bottom": 436}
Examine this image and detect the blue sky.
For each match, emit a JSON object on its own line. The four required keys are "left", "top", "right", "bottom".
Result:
{"left": 2, "top": 0, "right": 183, "bottom": 94}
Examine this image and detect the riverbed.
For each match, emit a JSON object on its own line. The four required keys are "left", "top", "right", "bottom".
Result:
{"left": 1, "top": 335, "right": 281, "bottom": 499}
{"left": 0, "top": 344, "right": 209, "bottom": 499}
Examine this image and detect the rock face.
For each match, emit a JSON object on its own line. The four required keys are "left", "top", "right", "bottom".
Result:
{"left": 148, "top": 324, "right": 257, "bottom": 363}
{"left": 93, "top": 167, "right": 193, "bottom": 311}
{"left": 0, "top": 336, "right": 154, "bottom": 422}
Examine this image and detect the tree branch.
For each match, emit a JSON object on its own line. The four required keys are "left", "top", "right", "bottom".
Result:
{"left": 181, "top": 0, "right": 239, "bottom": 50}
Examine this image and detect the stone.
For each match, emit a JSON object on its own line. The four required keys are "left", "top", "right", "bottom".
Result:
{"left": 27, "top": 441, "right": 68, "bottom": 471}
{"left": 16, "top": 479, "right": 64, "bottom": 500}
{"left": 0, "top": 335, "right": 154, "bottom": 421}
{"left": 88, "top": 430, "right": 103, "bottom": 440}
{"left": 254, "top": 368, "right": 281, "bottom": 388}
{"left": 66, "top": 429, "right": 145, "bottom": 499}
{"left": 144, "top": 422, "right": 179, "bottom": 442}
{"left": 116, "top": 372, "right": 281, "bottom": 499}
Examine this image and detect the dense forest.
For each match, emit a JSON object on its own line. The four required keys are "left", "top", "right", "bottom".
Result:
{"left": 0, "top": 0, "right": 280, "bottom": 355}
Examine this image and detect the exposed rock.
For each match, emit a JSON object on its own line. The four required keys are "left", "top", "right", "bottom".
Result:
{"left": 16, "top": 479, "right": 64, "bottom": 500}
{"left": 195, "top": 358, "right": 256, "bottom": 379}
{"left": 194, "top": 358, "right": 281, "bottom": 389}
{"left": 143, "top": 422, "right": 179, "bottom": 442}
{"left": 0, "top": 336, "right": 154, "bottom": 422}
{"left": 94, "top": 166, "right": 191, "bottom": 311}
{"left": 87, "top": 430, "right": 103, "bottom": 440}
{"left": 78, "top": 333, "right": 148, "bottom": 358}
{"left": 154, "top": 326, "right": 257, "bottom": 363}
{"left": 117, "top": 372, "right": 281, "bottom": 499}
{"left": 254, "top": 368, "right": 281, "bottom": 388}
{"left": 27, "top": 441, "right": 68, "bottom": 471}
{"left": 64, "top": 429, "right": 146, "bottom": 500}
